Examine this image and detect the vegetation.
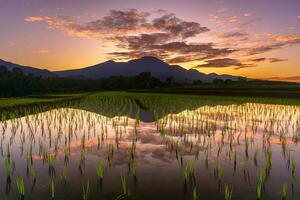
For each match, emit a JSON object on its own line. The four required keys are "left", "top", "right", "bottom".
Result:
{"left": 2, "top": 65, "right": 300, "bottom": 99}
{"left": 82, "top": 182, "right": 90, "bottom": 200}
{"left": 0, "top": 66, "right": 168, "bottom": 97}
{"left": 16, "top": 176, "right": 25, "bottom": 199}
{"left": 0, "top": 92, "right": 299, "bottom": 199}
{"left": 0, "top": 93, "right": 86, "bottom": 109}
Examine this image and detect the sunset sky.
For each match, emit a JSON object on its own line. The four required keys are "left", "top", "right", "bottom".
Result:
{"left": 0, "top": 0, "right": 300, "bottom": 81}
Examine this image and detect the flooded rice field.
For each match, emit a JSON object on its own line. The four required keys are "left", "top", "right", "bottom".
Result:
{"left": 0, "top": 93, "right": 300, "bottom": 200}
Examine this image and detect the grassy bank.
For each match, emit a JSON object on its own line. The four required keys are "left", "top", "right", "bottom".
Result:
{"left": 0, "top": 93, "right": 89, "bottom": 109}
{"left": 1, "top": 91, "right": 300, "bottom": 112}
{"left": 128, "top": 86, "right": 300, "bottom": 99}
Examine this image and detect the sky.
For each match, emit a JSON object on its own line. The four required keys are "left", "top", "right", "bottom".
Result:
{"left": 0, "top": 0, "right": 300, "bottom": 81}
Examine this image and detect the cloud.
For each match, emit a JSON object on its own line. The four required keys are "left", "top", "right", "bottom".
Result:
{"left": 271, "top": 35, "right": 300, "bottom": 43}
{"left": 110, "top": 40, "right": 236, "bottom": 61}
{"left": 244, "top": 13, "right": 252, "bottom": 17}
{"left": 217, "top": 8, "right": 226, "bottom": 13}
{"left": 239, "top": 17, "right": 262, "bottom": 28}
{"left": 248, "top": 57, "right": 287, "bottom": 63}
{"left": 297, "top": 16, "right": 300, "bottom": 19}
{"left": 268, "top": 58, "right": 288, "bottom": 63}
{"left": 25, "top": 9, "right": 151, "bottom": 37}
{"left": 151, "top": 13, "right": 210, "bottom": 39}
{"left": 228, "top": 16, "right": 238, "bottom": 23}
{"left": 25, "top": 9, "right": 209, "bottom": 39}
{"left": 112, "top": 33, "right": 173, "bottom": 49}
{"left": 248, "top": 57, "right": 266, "bottom": 62}
{"left": 166, "top": 55, "right": 204, "bottom": 64}
{"left": 108, "top": 50, "right": 165, "bottom": 60}
{"left": 247, "top": 43, "right": 286, "bottom": 55}
{"left": 246, "top": 35, "right": 300, "bottom": 55}
{"left": 222, "top": 31, "right": 248, "bottom": 38}
{"left": 195, "top": 58, "right": 254, "bottom": 69}
{"left": 84, "top": 9, "right": 150, "bottom": 33}
{"left": 37, "top": 48, "right": 50, "bottom": 54}
{"left": 25, "top": 16, "right": 45, "bottom": 22}
{"left": 150, "top": 42, "right": 235, "bottom": 55}
{"left": 26, "top": 9, "right": 223, "bottom": 63}
{"left": 24, "top": 9, "right": 299, "bottom": 68}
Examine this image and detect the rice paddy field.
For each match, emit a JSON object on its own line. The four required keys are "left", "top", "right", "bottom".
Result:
{"left": 0, "top": 92, "right": 300, "bottom": 200}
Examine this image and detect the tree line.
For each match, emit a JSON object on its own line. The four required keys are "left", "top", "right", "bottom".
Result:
{"left": 0, "top": 66, "right": 181, "bottom": 97}
{"left": 1, "top": 65, "right": 294, "bottom": 98}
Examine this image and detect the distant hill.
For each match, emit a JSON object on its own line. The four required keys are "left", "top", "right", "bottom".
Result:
{"left": 55, "top": 56, "right": 239, "bottom": 82}
{"left": 0, "top": 57, "right": 239, "bottom": 82}
{"left": 0, "top": 59, "right": 56, "bottom": 78}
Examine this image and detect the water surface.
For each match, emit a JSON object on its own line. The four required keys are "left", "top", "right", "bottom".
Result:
{"left": 0, "top": 94, "right": 300, "bottom": 200}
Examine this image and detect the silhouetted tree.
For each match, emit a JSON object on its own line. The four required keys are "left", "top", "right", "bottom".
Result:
{"left": 193, "top": 80, "right": 203, "bottom": 85}
{"left": 213, "top": 78, "right": 224, "bottom": 84}
{"left": 166, "top": 76, "right": 175, "bottom": 87}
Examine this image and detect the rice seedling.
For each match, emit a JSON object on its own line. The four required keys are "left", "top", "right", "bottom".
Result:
{"left": 30, "top": 164, "right": 37, "bottom": 182}
{"left": 50, "top": 179, "right": 55, "bottom": 199}
{"left": 189, "top": 160, "right": 195, "bottom": 176}
{"left": 132, "top": 162, "right": 138, "bottom": 177}
{"left": 292, "top": 159, "right": 296, "bottom": 179}
{"left": 224, "top": 184, "right": 232, "bottom": 200}
{"left": 97, "top": 159, "right": 104, "bottom": 181}
{"left": 214, "top": 160, "right": 223, "bottom": 182}
{"left": 60, "top": 165, "right": 69, "bottom": 183}
{"left": 256, "top": 180, "right": 263, "bottom": 200}
{"left": 281, "top": 183, "right": 288, "bottom": 200}
{"left": 254, "top": 149, "right": 258, "bottom": 166}
{"left": 193, "top": 187, "right": 199, "bottom": 200}
{"left": 183, "top": 161, "right": 189, "bottom": 182}
{"left": 16, "top": 176, "right": 25, "bottom": 199}
{"left": 82, "top": 181, "right": 90, "bottom": 200}
{"left": 80, "top": 149, "right": 86, "bottom": 165}
{"left": 48, "top": 154, "right": 56, "bottom": 177}
{"left": 121, "top": 174, "right": 127, "bottom": 195}
{"left": 5, "top": 158, "right": 12, "bottom": 181}
{"left": 256, "top": 168, "right": 268, "bottom": 199}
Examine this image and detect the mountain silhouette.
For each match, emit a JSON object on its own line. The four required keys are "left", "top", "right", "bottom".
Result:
{"left": 55, "top": 56, "right": 239, "bottom": 82}
{"left": 0, "top": 56, "right": 239, "bottom": 82}
{"left": 0, "top": 59, "right": 56, "bottom": 78}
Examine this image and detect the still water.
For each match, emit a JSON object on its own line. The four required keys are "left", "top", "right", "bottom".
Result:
{"left": 0, "top": 96, "right": 300, "bottom": 200}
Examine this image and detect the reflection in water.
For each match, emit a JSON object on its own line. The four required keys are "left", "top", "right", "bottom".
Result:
{"left": 0, "top": 100, "right": 300, "bottom": 200}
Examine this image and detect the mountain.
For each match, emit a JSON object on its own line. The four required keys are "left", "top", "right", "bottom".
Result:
{"left": 55, "top": 56, "right": 239, "bottom": 82}
{"left": 0, "top": 57, "right": 239, "bottom": 82}
{"left": 0, "top": 59, "right": 56, "bottom": 78}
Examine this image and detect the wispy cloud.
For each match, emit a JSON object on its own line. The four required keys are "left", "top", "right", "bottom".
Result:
{"left": 37, "top": 48, "right": 50, "bottom": 54}
{"left": 222, "top": 31, "right": 248, "bottom": 38}
{"left": 239, "top": 17, "right": 262, "bottom": 28}
{"left": 248, "top": 57, "right": 287, "bottom": 63}
{"left": 244, "top": 13, "right": 252, "bottom": 17}
{"left": 228, "top": 16, "right": 238, "bottom": 23}
{"left": 268, "top": 58, "right": 288, "bottom": 63}
{"left": 195, "top": 58, "right": 254, "bottom": 70}
{"left": 25, "top": 16, "right": 45, "bottom": 22}
{"left": 246, "top": 34, "right": 300, "bottom": 55}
